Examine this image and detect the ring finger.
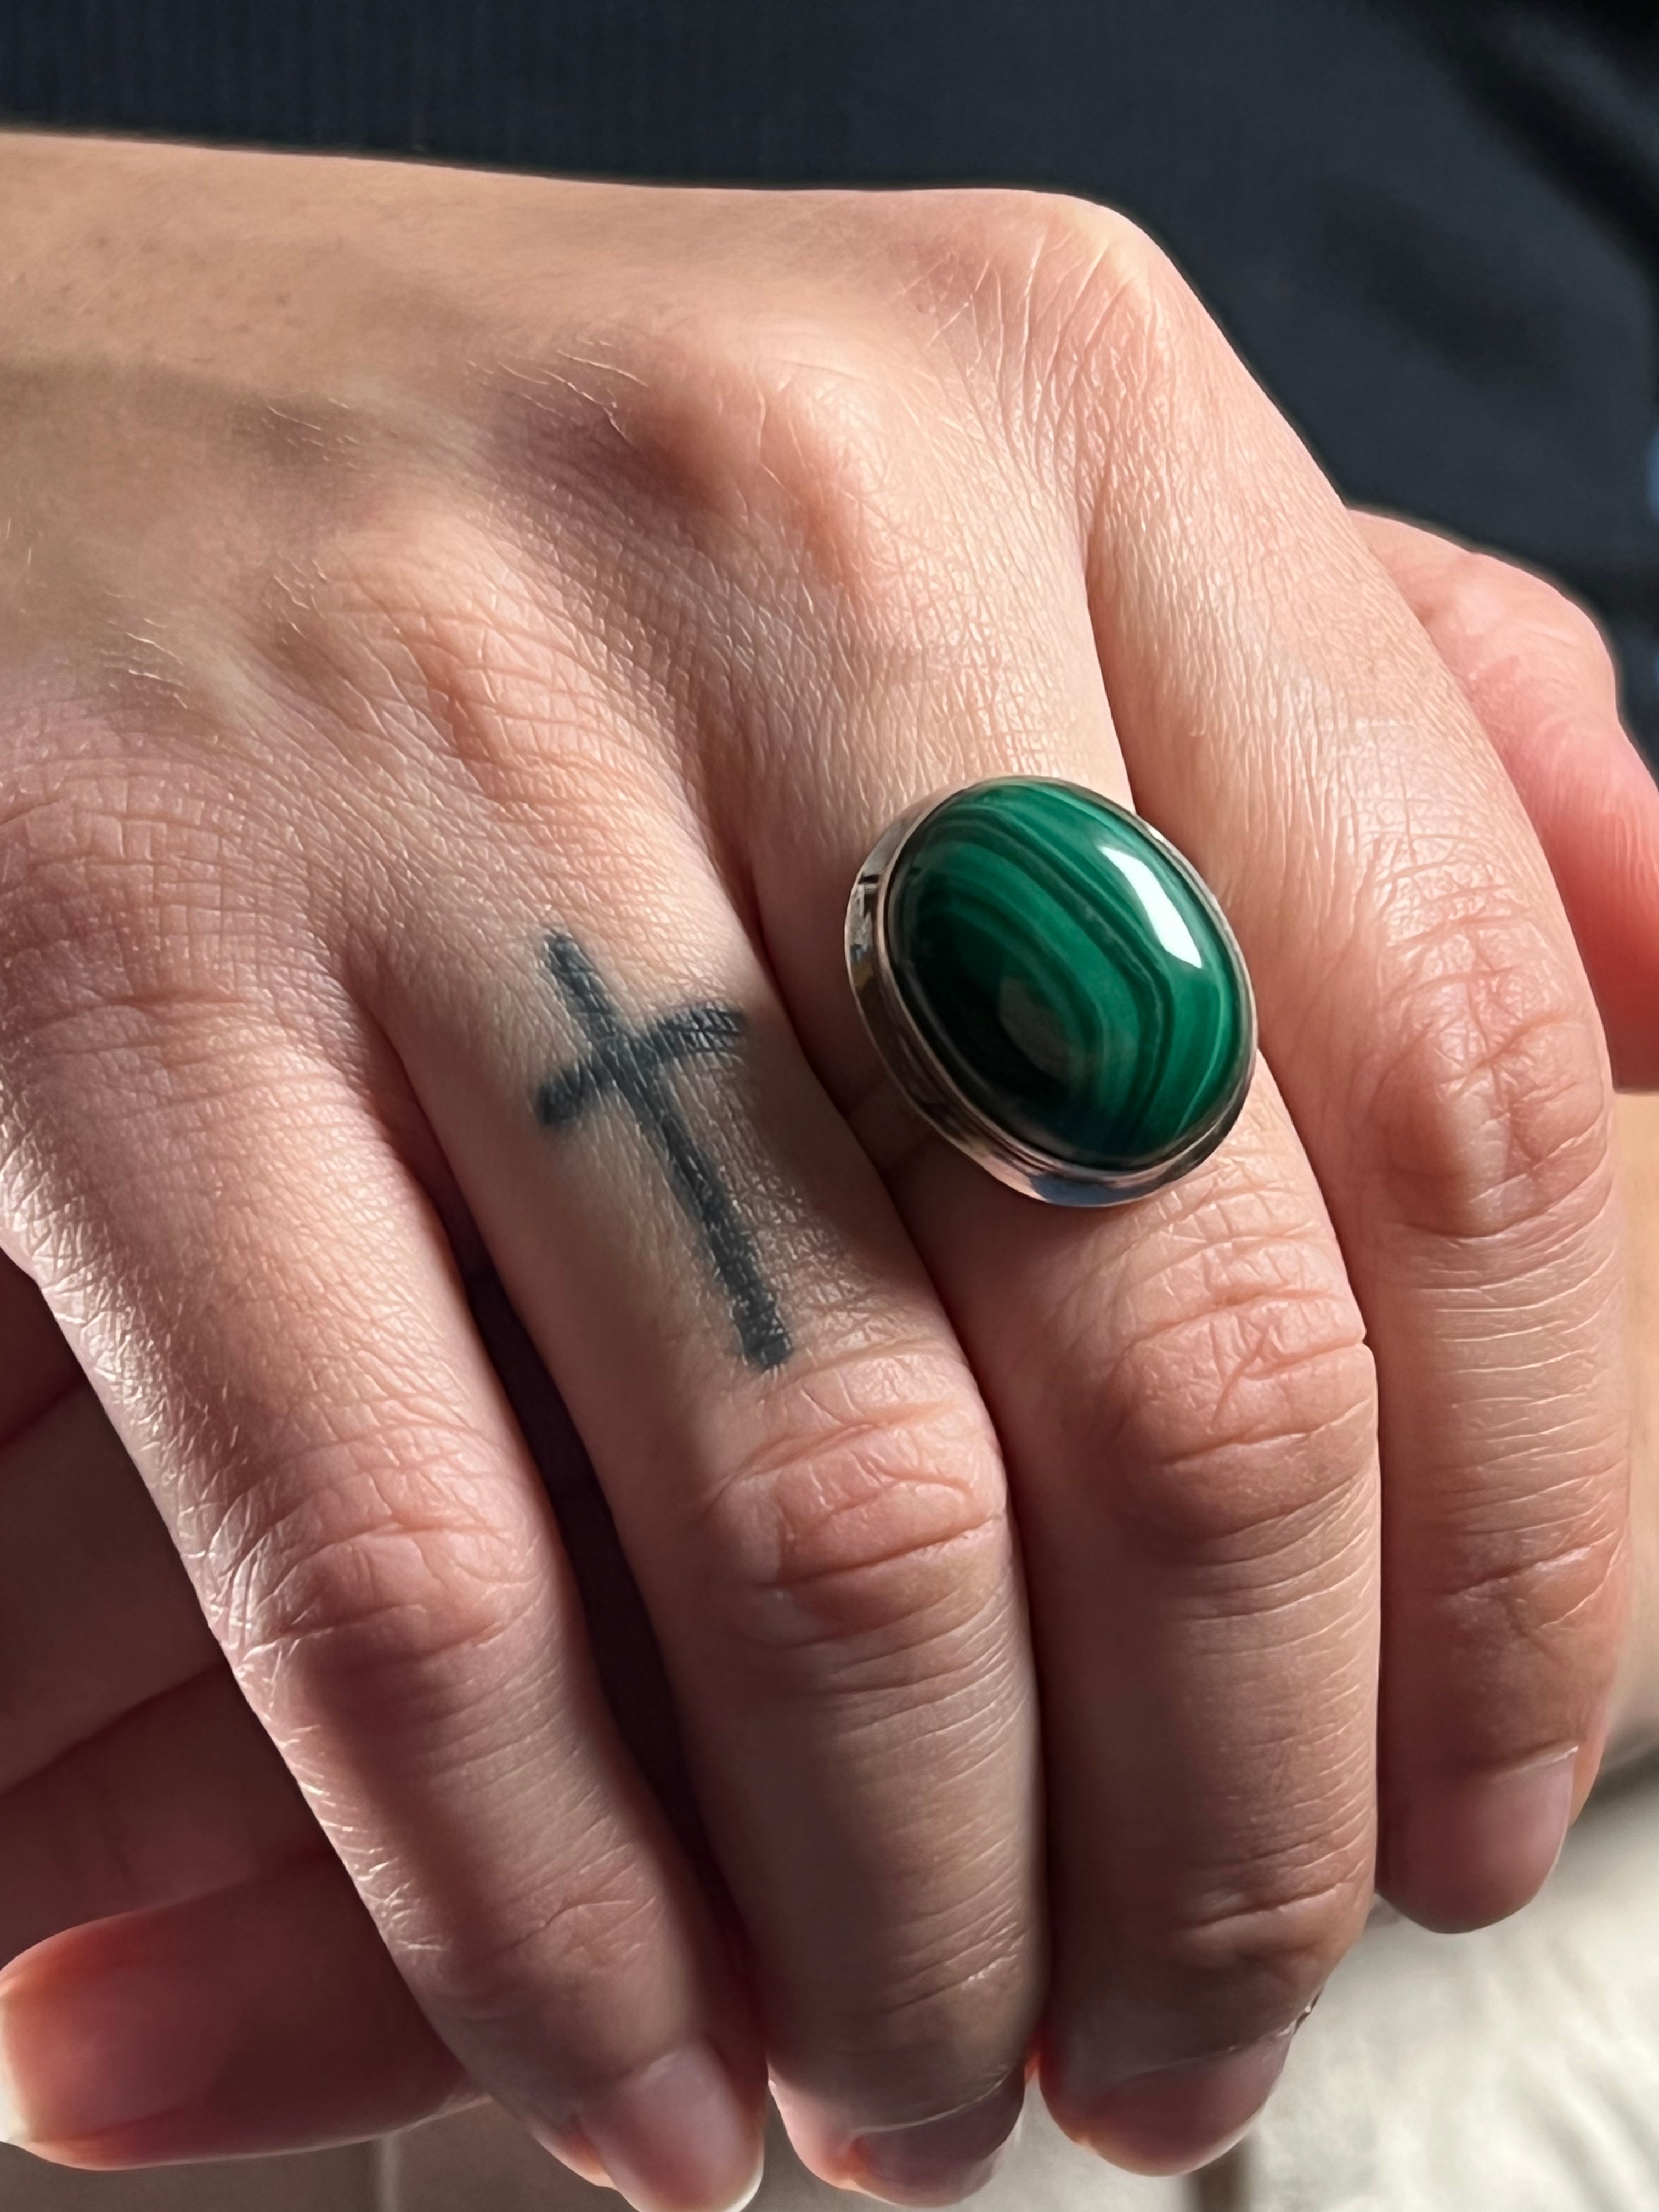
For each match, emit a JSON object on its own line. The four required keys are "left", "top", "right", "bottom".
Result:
{"left": 688, "top": 193, "right": 1616, "bottom": 2171}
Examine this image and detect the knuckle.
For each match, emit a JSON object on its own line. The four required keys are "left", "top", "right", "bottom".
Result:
{"left": 479, "top": 293, "right": 949, "bottom": 786}
{"left": 485, "top": 191, "right": 1183, "bottom": 663}
{"left": 693, "top": 1350, "right": 1011, "bottom": 1666}
{"left": 0, "top": 760, "right": 294, "bottom": 1068}
{"left": 1446, "top": 548, "right": 1620, "bottom": 693}
{"left": 888, "top": 187, "right": 1186, "bottom": 437}
{"left": 1153, "top": 1851, "right": 1371, "bottom": 2012}
{"left": 1367, "top": 908, "right": 1612, "bottom": 1246}
{"left": 808, "top": 1924, "right": 1035, "bottom": 2116}
{"left": 1431, "top": 1493, "right": 1627, "bottom": 1669}
{"left": 1099, "top": 1210, "right": 1376, "bottom": 1558}
{"left": 862, "top": 1914, "right": 1032, "bottom": 2042}
{"left": 522, "top": 294, "right": 911, "bottom": 584}
{"left": 412, "top": 1857, "right": 672, "bottom": 2040}
{"left": 296, "top": 486, "right": 540, "bottom": 723}
{"left": 900, "top": 186, "right": 1170, "bottom": 340}
{"left": 201, "top": 1434, "right": 539, "bottom": 1739}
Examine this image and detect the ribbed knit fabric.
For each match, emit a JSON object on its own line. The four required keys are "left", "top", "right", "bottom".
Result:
{"left": 0, "top": 1, "right": 861, "bottom": 180}
{"left": 2, "top": 0, "right": 1657, "bottom": 759}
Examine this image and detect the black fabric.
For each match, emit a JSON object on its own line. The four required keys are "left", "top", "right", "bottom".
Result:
{"left": 3, "top": 0, "right": 1656, "bottom": 762}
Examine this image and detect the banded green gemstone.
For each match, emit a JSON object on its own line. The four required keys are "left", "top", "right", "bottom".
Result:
{"left": 885, "top": 780, "right": 1251, "bottom": 1177}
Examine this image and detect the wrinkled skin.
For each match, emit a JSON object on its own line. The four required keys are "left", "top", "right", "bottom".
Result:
{"left": 1, "top": 134, "right": 1657, "bottom": 2209}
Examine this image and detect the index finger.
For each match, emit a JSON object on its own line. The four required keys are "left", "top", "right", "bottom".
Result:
{"left": 0, "top": 980, "right": 763, "bottom": 2212}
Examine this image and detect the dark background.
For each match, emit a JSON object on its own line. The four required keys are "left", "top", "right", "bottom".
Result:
{"left": 3, "top": 0, "right": 1656, "bottom": 765}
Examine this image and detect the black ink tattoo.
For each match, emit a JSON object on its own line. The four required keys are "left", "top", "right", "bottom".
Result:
{"left": 535, "top": 934, "right": 793, "bottom": 1371}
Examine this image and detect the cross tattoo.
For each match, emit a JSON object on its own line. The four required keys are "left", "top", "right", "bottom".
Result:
{"left": 535, "top": 933, "right": 793, "bottom": 1372}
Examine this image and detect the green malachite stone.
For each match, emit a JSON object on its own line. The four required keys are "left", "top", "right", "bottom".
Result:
{"left": 885, "top": 780, "right": 1251, "bottom": 1177}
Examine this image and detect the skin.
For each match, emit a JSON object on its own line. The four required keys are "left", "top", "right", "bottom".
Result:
{"left": 0, "top": 131, "right": 1655, "bottom": 2208}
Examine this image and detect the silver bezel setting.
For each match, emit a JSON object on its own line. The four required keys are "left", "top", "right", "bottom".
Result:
{"left": 844, "top": 781, "right": 1257, "bottom": 1207}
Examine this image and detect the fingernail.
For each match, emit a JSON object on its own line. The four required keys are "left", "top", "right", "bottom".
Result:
{"left": 848, "top": 2073, "right": 1026, "bottom": 2205}
{"left": 0, "top": 1999, "right": 23, "bottom": 2146}
{"left": 1385, "top": 1747, "right": 1578, "bottom": 1933}
{"left": 0, "top": 1962, "right": 226, "bottom": 2153}
{"left": 538, "top": 2119, "right": 616, "bottom": 2191}
{"left": 575, "top": 2039, "right": 763, "bottom": 2212}
{"left": 1070, "top": 2030, "right": 1295, "bottom": 2175}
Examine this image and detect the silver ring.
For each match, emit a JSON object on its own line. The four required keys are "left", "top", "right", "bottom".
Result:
{"left": 845, "top": 777, "right": 1256, "bottom": 1206}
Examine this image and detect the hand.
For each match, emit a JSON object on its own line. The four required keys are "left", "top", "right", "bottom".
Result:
{"left": 0, "top": 134, "right": 1649, "bottom": 2203}
{"left": 11, "top": 1085, "right": 1659, "bottom": 2178}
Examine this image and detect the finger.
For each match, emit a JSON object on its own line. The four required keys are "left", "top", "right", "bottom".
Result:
{"left": 0, "top": 1860, "right": 466, "bottom": 2165}
{"left": 0, "top": 1668, "right": 320, "bottom": 1966}
{"left": 376, "top": 819, "right": 1039, "bottom": 2203}
{"left": 769, "top": 819, "right": 1378, "bottom": 2156}
{"left": 613, "top": 225, "right": 1382, "bottom": 2171}
{"left": 1357, "top": 511, "right": 1659, "bottom": 1090}
{"left": 0, "top": 1255, "right": 80, "bottom": 1442}
{"left": 1610, "top": 1091, "right": 1659, "bottom": 1764}
{"left": 0, "top": 1381, "right": 218, "bottom": 1793}
{"left": 680, "top": 191, "right": 1617, "bottom": 2157}
{"left": 1056, "top": 222, "right": 1626, "bottom": 1931}
{"left": 1, "top": 994, "right": 763, "bottom": 2212}
{"left": 897, "top": 1075, "right": 1378, "bottom": 2176}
